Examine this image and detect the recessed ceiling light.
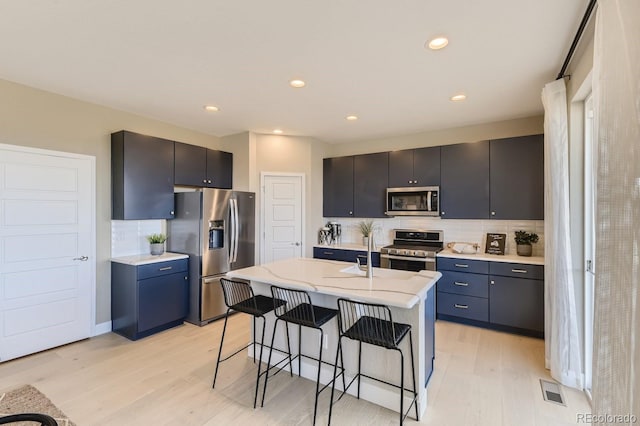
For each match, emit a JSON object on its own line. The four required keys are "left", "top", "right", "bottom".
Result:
{"left": 273, "top": 129, "right": 284, "bottom": 134}
{"left": 346, "top": 115, "right": 358, "bottom": 121}
{"left": 204, "top": 105, "right": 219, "bottom": 112}
{"left": 450, "top": 94, "right": 466, "bottom": 101}
{"left": 427, "top": 37, "right": 449, "bottom": 50}
{"left": 289, "top": 79, "right": 306, "bottom": 88}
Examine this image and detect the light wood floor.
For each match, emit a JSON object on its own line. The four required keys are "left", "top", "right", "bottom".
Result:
{"left": 0, "top": 316, "right": 590, "bottom": 425}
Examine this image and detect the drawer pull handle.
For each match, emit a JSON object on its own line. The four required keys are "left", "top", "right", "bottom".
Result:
{"left": 454, "top": 304, "right": 469, "bottom": 309}
{"left": 357, "top": 255, "right": 367, "bottom": 258}
{"left": 454, "top": 281, "right": 469, "bottom": 287}
{"left": 159, "top": 266, "right": 173, "bottom": 271}
{"left": 454, "top": 263, "right": 469, "bottom": 268}
{"left": 511, "top": 269, "right": 528, "bottom": 274}
{"left": 324, "top": 251, "right": 334, "bottom": 255}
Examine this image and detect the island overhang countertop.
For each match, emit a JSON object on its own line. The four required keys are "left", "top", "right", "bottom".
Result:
{"left": 227, "top": 257, "right": 441, "bottom": 309}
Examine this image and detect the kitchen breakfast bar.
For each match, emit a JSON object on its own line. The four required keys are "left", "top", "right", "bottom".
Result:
{"left": 227, "top": 257, "right": 441, "bottom": 418}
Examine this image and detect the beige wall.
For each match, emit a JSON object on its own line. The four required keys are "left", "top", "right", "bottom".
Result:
{"left": 253, "top": 134, "right": 329, "bottom": 258}
{"left": 0, "top": 78, "right": 223, "bottom": 325}
{"left": 327, "top": 115, "right": 544, "bottom": 157}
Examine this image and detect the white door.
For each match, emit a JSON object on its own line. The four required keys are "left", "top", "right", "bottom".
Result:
{"left": 0, "top": 144, "right": 95, "bottom": 362}
{"left": 261, "top": 174, "right": 304, "bottom": 263}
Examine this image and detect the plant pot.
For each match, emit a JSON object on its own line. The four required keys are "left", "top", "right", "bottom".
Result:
{"left": 150, "top": 243, "right": 165, "bottom": 256}
{"left": 516, "top": 244, "right": 532, "bottom": 257}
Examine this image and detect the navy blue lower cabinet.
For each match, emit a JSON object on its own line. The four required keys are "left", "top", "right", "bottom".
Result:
{"left": 312, "top": 247, "right": 380, "bottom": 267}
{"left": 436, "top": 257, "right": 544, "bottom": 338}
{"left": 424, "top": 286, "right": 436, "bottom": 386}
{"left": 111, "top": 258, "right": 189, "bottom": 340}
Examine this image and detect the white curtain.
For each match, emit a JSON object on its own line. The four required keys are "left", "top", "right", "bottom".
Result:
{"left": 592, "top": 0, "right": 640, "bottom": 420}
{"left": 541, "top": 79, "right": 583, "bottom": 389}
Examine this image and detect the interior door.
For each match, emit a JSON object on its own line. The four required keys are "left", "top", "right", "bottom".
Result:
{"left": 262, "top": 174, "right": 303, "bottom": 263}
{"left": 0, "top": 144, "right": 94, "bottom": 362}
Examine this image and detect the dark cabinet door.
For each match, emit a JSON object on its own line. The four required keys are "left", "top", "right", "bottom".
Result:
{"left": 489, "top": 276, "right": 544, "bottom": 332}
{"left": 490, "top": 134, "right": 544, "bottom": 219}
{"left": 138, "top": 272, "right": 189, "bottom": 332}
{"left": 388, "top": 149, "right": 414, "bottom": 187}
{"left": 354, "top": 152, "right": 388, "bottom": 218}
{"left": 412, "top": 146, "right": 441, "bottom": 187}
{"left": 388, "top": 146, "right": 440, "bottom": 187}
{"left": 174, "top": 142, "right": 207, "bottom": 186}
{"left": 440, "top": 140, "right": 490, "bottom": 219}
{"left": 206, "top": 149, "right": 233, "bottom": 189}
{"left": 323, "top": 156, "right": 354, "bottom": 217}
{"left": 111, "top": 130, "right": 175, "bottom": 220}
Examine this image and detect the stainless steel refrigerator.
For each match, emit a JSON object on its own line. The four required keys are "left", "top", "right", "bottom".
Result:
{"left": 167, "top": 188, "right": 255, "bottom": 325}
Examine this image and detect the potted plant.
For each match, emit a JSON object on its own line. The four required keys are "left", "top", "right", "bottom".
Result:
{"left": 147, "top": 233, "right": 167, "bottom": 255}
{"left": 358, "top": 220, "right": 375, "bottom": 247}
{"left": 514, "top": 230, "right": 539, "bottom": 257}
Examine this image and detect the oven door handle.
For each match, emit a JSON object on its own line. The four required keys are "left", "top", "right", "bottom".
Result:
{"left": 380, "top": 254, "right": 436, "bottom": 262}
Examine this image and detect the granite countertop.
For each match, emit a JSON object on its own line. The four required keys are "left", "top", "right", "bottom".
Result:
{"left": 111, "top": 252, "right": 189, "bottom": 266}
{"left": 437, "top": 248, "right": 544, "bottom": 265}
{"left": 313, "top": 243, "right": 382, "bottom": 252}
{"left": 227, "top": 257, "right": 440, "bottom": 309}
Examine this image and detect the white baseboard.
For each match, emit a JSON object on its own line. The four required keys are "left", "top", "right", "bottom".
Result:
{"left": 93, "top": 321, "right": 112, "bottom": 336}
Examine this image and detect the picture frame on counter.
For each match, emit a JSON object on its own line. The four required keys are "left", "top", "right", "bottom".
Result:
{"left": 485, "top": 233, "right": 506, "bottom": 255}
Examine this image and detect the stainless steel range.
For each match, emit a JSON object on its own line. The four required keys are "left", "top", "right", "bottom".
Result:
{"left": 380, "top": 229, "right": 444, "bottom": 272}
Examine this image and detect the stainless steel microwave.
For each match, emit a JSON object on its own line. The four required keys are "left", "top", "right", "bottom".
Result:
{"left": 385, "top": 186, "right": 440, "bottom": 216}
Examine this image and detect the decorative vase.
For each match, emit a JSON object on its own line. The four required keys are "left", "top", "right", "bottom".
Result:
{"left": 362, "top": 236, "right": 369, "bottom": 247}
{"left": 150, "top": 243, "right": 165, "bottom": 256}
{"left": 516, "top": 244, "right": 532, "bottom": 256}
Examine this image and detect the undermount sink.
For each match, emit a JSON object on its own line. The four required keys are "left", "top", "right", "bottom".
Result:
{"left": 339, "top": 265, "right": 367, "bottom": 276}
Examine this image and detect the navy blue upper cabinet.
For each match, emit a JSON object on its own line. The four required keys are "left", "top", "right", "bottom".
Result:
{"left": 323, "top": 156, "right": 354, "bottom": 217}
{"left": 389, "top": 147, "right": 440, "bottom": 187}
{"left": 174, "top": 142, "right": 232, "bottom": 189}
{"left": 354, "top": 152, "right": 388, "bottom": 218}
{"left": 440, "top": 140, "right": 491, "bottom": 219}
{"left": 489, "top": 134, "right": 544, "bottom": 220}
{"left": 111, "top": 131, "right": 175, "bottom": 220}
{"left": 174, "top": 142, "right": 207, "bottom": 186}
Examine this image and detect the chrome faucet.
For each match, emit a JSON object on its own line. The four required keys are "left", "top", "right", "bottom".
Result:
{"left": 356, "top": 231, "right": 374, "bottom": 278}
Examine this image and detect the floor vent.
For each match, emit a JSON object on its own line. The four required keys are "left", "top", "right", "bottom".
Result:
{"left": 540, "top": 379, "right": 566, "bottom": 406}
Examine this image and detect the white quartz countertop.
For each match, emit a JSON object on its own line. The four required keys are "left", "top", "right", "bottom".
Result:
{"left": 111, "top": 252, "right": 189, "bottom": 266}
{"left": 227, "top": 257, "right": 440, "bottom": 309}
{"left": 437, "top": 248, "right": 544, "bottom": 265}
{"left": 313, "top": 243, "right": 381, "bottom": 252}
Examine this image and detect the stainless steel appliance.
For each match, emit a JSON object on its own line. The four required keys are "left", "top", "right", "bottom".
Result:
{"left": 380, "top": 229, "right": 443, "bottom": 272}
{"left": 385, "top": 186, "right": 439, "bottom": 216}
{"left": 167, "top": 188, "right": 255, "bottom": 325}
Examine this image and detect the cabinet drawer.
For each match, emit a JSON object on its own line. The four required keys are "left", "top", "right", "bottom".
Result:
{"left": 313, "top": 247, "right": 344, "bottom": 260}
{"left": 438, "top": 271, "right": 488, "bottom": 298}
{"left": 437, "top": 257, "right": 489, "bottom": 274}
{"left": 437, "top": 292, "right": 488, "bottom": 322}
{"left": 137, "top": 259, "right": 188, "bottom": 280}
{"left": 489, "top": 262, "right": 544, "bottom": 280}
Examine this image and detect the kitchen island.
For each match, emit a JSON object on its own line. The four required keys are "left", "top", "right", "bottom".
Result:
{"left": 227, "top": 257, "right": 441, "bottom": 418}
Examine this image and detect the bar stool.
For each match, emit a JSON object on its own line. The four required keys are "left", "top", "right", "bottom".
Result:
{"left": 212, "top": 277, "right": 285, "bottom": 408}
{"left": 328, "top": 298, "right": 419, "bottom": 425}
{"left": 261, "top": 286, "right": 345, "bottom": 425}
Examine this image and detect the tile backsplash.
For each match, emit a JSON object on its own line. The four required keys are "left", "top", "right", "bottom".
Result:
{"left": 111, "top": 220, "right": 166, "bottom": 258}
{"left": 322, "top": 217, "right": 544, "bottom": 257}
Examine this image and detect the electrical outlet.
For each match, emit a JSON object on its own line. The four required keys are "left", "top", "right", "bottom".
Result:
{"left": 323, "top": 334, "right": 328, "bottom": 349}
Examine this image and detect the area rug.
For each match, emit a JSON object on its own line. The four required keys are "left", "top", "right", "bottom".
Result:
{"left": 0, "top": 385, "right": 75, "bottom": 426}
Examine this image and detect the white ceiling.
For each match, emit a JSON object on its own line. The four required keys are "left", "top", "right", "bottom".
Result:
{"left": 0, "top": 0, "right": 588, "bottom": 143}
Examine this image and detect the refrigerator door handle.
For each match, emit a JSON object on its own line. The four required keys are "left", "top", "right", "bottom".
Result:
{"left": 233, "top": 198, "right": 240, "bottom": 263}
{"left": 229, "top": 198, "right": 236, "bottom": 264}
{"left": 230, "top": 198, "right": 239, "bottom": 264}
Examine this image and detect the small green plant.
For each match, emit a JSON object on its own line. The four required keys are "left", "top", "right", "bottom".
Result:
{"left": 514, "top": 230, "right": 539, "bottom": 245}
{"left": 146, "top": 233, "right": 167, "bottom": 244}
{"left": 358, "top": 220, "right": 375, "bottom": 237}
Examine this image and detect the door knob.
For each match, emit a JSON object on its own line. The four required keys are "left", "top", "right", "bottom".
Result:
{"left": 291, "top": 242, "right": 301, "bottom": 246}
{"left": 73, "top": 256, "right": 89, "bottom": 261}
